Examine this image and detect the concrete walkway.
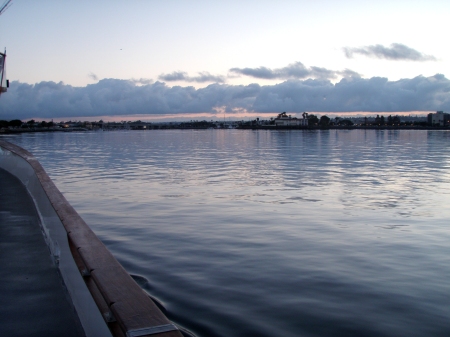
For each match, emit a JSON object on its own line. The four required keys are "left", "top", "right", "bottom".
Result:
{"left": 0, "top": 168, "right": 84, "bottom": 337}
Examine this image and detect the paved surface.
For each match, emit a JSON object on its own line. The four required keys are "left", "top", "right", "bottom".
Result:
{"left": 0, "top": 168, "right": 84, "bottom": 337}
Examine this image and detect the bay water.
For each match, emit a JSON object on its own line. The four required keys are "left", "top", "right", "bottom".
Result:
{"left": 2, "top": 129, "right": 450, "bottom": 337}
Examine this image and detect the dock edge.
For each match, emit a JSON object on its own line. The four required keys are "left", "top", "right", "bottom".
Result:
{"left": 0, "top": 140, "right": 182, "bottom": 337}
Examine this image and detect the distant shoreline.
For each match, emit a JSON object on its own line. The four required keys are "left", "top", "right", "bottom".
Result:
{"left": 0, "top": 127, "right": 89, "bottom": 134}
{"left": 238, "top": 125, "right": 450, "bottom": 131}
{"left": 2, "top": 125, "right": 450, "bottom": 134}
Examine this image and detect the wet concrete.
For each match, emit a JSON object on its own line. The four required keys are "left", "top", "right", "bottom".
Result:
{"left": 0, "top": 168, "right": 84, "bottom": 337}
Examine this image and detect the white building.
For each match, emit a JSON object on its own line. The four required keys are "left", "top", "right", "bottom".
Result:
{"left": 428, "top": 111, "right": 450, "bottom": 126}
{"left": 274, "top": 112, "right": 308, "bottom": 126}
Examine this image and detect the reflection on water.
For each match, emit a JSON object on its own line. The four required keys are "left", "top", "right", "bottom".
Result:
{"left": 3, "top": 129, "right": 450, "bottom": 337}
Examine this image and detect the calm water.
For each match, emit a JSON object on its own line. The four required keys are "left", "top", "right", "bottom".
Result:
{"left": 2, "top": 129, "right": 450, "bottom": 337}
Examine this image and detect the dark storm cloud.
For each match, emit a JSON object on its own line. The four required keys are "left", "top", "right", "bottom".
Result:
{"left": 343, "top": 43, "right": 437, "bottom": 61}
{"left": 158, "top": 71, "right": 225, "bottom": 83}
{"left": 229, "top": 62, "right": 360, "bottom": 80}
{"left": 1, "top": 74, "right": 449, "bottom": 120}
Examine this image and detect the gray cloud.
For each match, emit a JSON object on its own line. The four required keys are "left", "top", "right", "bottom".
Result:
{"left": 158, "top": 71, "right": 225, "bottom": 83}
{"left": 190, "top": 72, "right": 226, "bottom": 83}
{"left": 229, "top": 62, "right": 360, "bottom": 80}
{"left": 0, "top": 74, "right": 449, "bottom": 120}
{"left": 88, "top": 72, "right": 98, "bottom": 81}
{"left": 343, "top": 43, "right": 437, "bottom": 61}
{"left": 130, "top": 78, "right": 154, "bottom": 85}
{"left": 159, "top": 71, "right": 187, "bottom": 81}
{"left": 339, "top": 69, "right": 361, "bottom": 78}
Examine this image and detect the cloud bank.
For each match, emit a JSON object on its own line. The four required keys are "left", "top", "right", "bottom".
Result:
{"left": 158, "top": 71, "right": 225, "bottom": 83}
{"left": 229, "top": 62, "right": 360, "bottom": 80}
{"left": 343, "top": 43, "right": 436, "bottom": 61}
{"left": 0, "top": 74, "right": 449, "bottom": 120}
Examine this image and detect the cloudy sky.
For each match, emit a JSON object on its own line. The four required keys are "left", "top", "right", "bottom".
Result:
{"left": 0, "top": 0, "right": 449, "bottom": 121}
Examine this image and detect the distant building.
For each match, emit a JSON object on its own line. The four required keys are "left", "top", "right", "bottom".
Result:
{"left": 103, "top": 122, "right": 130, "bottom": 130}
{"left": 129, "top": 123, "right": 147, "bottom": 130}
{"left": 274, "top": 112, "right": 308, "bottom": 126}
{"left": 427, "top": 111, "right": 450, "bottom": 126}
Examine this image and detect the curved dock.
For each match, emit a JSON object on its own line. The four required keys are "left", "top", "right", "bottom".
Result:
{"left": 0, "top": 140, "right": 183, "bottom": 337}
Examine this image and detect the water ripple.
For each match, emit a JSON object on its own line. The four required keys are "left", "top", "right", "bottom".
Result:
{"left": 3, "top": 129, "right": 450, "bottom": 337}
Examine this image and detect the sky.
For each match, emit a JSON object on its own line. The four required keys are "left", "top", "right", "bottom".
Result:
{"left": 0, "top": 0, "right": 449, "bottom": 121}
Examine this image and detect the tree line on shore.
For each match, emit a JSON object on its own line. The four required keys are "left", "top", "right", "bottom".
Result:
{"left": 0, "top": 119, "right": 55, "bottom": 128}
{"left": 306, "top": 114, "right": 427, "bottom": 127}
{"left": 0, "top": 113, "right": 433, "bottom": 130}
